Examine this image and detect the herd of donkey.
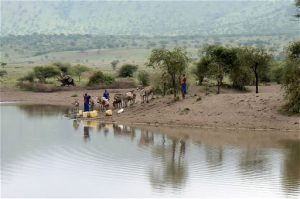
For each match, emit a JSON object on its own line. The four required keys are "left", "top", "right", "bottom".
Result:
{"left": 73, "top": 85, "right": 154, "bottom": 113}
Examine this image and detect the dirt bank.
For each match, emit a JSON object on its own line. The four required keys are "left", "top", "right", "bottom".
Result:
{"left": 1, "top": 85, "right": 299, "bottom": 131}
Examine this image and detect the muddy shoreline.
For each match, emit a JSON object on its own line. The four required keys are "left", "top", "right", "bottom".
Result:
{"left": 1, "top": 85, "right": 299, "bottom": 131}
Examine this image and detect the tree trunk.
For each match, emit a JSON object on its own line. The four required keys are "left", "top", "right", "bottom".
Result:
{"left": 79, "top": 75, "right": 81, "bottom": 82}
{"left": 216, "top": 74, "right": 223, "bottom": 94}
{"left": 172, "top": 75, "right": 177, "bottom": 98}
{"left": 255, "top": 71, "right": 259, "bottom": 93}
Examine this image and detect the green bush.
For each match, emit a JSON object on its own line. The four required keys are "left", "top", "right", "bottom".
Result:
{"left": 138, "top": 70, "right": 150, "bottom": 86}
{"left": 87, "top": 71, "right": 115, "bottom": 86}
{"left": 118, "top": 64, "right": 138, "bottom": 77}
{"left": 53, "top": 62, "right": 71, "bottom": 74}
{"left": 282, "top": 41, "right": 300, "bottom": 113}
{"left": 0, "top": 70, "right": 7, "bottom": 77}
{"left": 271, "top": 66, "right": 284, "bottom": 84}
{"left": 283, "top": 60, "right": 300, "bottom": 113}
{"left": 33, "top": 66, "right": 60, "bottom": 83}
{"left": 18, "top": 72, "right": 35, "bottom": 82}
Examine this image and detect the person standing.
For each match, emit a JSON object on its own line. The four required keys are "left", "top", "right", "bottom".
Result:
{"left": 181, "top": 74, "right": 187, "bottom": 99}
{"left": 83, "top": 93, "right": 91, "bottom": 112}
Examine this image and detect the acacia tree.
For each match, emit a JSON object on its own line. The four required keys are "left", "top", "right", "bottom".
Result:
{"left": 111, "top": 60, "right": 119, "bottom": 70}
{"left": 200, "top": 45, "right": 238, "bottom": 94}
{"left": 239, "top": 47, "right": 272, "bottom": 93}
{"left": 72, "top": 64, "right": 90, "bottom": 82}
{"left": 147, "top": 47, "right": 189, "bottom": 98}
{"left": 33, "top": 66, "right": 60, "bottom": 83}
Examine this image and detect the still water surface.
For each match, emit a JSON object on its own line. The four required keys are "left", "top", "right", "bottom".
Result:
{"left": 1, "top": 104, "right": 299, "bottom": 198}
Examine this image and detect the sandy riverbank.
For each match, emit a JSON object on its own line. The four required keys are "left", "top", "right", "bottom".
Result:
{"left": 0, "top": 85, "right": 299, "bottom": 131}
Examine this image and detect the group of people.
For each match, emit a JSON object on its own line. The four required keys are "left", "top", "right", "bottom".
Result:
{"left": 83, "top": 89, "right": 110, "bottom": 112}
{"left": 82, "top": 74, "right": 187, "bottom": 112}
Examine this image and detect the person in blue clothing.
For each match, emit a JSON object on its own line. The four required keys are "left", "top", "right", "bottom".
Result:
{"left": 181, "top": 74, "right": 187, "bottom": 99}
{"left": 83, "top": 93, "right": 91, "bottom": 112}
{"left": 103, "top": 89, "right": 110, "bottom": 100}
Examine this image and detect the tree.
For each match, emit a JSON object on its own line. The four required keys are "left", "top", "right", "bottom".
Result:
{"left": 1, "top": 63, "right": 7, "bottom": 68}
{"left": 52, "top": 62, "right": 71, "bottom": 74}
{"left": 138, "top": 70, "right": 150, "bottom": 86}
{"left": 118, "top": 64, "right": 138, "bottom": 77}
{"left": 295, "top": 0, "right": 300, "bottom": 18}
{"left": 147, "top": 47, "right": 189, "bottom": 98}
{"left": 239, "top": 47, "right": 272, "bottom": 93}
{"left": 111, "top": 60, "right": 119, "bottom": 70}
{"left": 201, "top": 45, "right": 237, "bottom": 94}
{"left": 229, "top": 47, "right": 253, "bottom": 90}
{"left": 33, "top": 66, "right": 60, "bottom": 83}
{"left": 192, "top": 57, "right": 210, "bottom": 85}
{"left": 282, "top": 41, "right": 300, "bottom": 113}
{"left": 0, "top": 70, "right": 7, "bottom": 78}
{"left": 72, "top": 64, "right": 90, "bottom": 82}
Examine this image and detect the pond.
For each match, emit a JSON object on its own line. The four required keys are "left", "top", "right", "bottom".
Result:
{"left": 1, "top": 104, "right": 299, "bottom": 198}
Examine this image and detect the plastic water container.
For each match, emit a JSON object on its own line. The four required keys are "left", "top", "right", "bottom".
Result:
{"left": 78, "top": 110, "right": 83, "bottom": 115}
{"left": 83, "top": 112, "right": 89, "bottom": 118}
{"left": 105, "top": 110, "right": 112, "bottom": 116}
{"left": 90, "top": 111, "right": 98, "bottom": 118}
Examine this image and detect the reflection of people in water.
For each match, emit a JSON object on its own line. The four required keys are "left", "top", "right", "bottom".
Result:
{"left": 83, "top": 126, "right": 90, "bottom": 141}
{"left": 73, "top": 120, "right": 80, "bottom": 130}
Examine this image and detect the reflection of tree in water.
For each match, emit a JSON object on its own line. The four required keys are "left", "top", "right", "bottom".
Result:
{"left": 18, "top": 104, "right": 68, "bottom": 117}
{"left": 139, "top": 130, "right": 154, "bottom": 146}
{"left": 281, "top": 140, "right": 300, "bottom": 196}
{"left": 239, "top": 147, "right": 268, "bottom": 174}
{"left": 149, "top": 136, "right": 188, "bottom": 191}
{"left": 204, "top": 145, "right": 223, "bottom": 169}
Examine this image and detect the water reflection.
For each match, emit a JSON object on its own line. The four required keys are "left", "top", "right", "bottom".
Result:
{"left": 149, "top": 138, "right": 187, "bottom": 191}
{"left": 281, "top": 140, "right": 300, "bottom": 195}
{"left": 239, "top": 148, "right": 269, "bottom": 175}
{"left": 83, "top": 126, "right": 90, "bottom": 142}
{"left": 205, "top": 145, "right": 223, "bottom": 169}
{"left": 1, "top": 104, "right": 299, "bottom": 198}
{"left": 17, "top": 104, "right": 68, "bottom": 117}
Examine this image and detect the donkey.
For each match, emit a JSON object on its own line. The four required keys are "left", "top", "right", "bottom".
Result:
{"left": 137, "top": 86, "right": 153, "bottom": 103}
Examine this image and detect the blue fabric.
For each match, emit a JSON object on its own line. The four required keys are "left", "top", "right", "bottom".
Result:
{"left": 181, "top": 84, "right": 187, "bottom": 94}
{"left": 103, "top": 91, "right": 110, "bottom": 100}
{"left": 84, "top": 103, "right": 89, "bottom": 112}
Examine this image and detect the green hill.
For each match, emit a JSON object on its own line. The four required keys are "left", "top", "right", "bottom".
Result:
{"left": 1, "top": 0, "right": 299, "bottom": 36}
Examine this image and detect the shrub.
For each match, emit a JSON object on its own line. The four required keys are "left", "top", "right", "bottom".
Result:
{"left": 138, "top": 70, "right": 150, "bottom": 86}
{"left": 282, "top": 41, "right": 300, "bottom": 113}
{"left": 17, "top": 82, "right": 61, "bottom": 92}
{"left": 282, "top": 60, "right": 300, "bottom": 113}
{"left": 87, "top": 71, "right": 115, "bottom": 86}
{"left": 18, "top": 72, "right": 35, "bottom": 82}
{"left": 0, "top": 70, "right": 7, "bottom": 77}
{"left": 118, "top": 64, "right": 138, "bottom": 77}
{"left": 271, "top": 66, "right": 284, "bottom": 84}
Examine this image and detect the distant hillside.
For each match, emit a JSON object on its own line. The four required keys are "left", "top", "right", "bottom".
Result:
{"left": 1, "top": 0, "right": 299, "bottom": 36}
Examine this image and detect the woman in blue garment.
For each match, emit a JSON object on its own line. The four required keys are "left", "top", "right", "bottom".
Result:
{"left": 83, "top": 93, "right": 91, "bottom": 112}
{"left": 181, "top": 74, "right": 187, "bottom": 99}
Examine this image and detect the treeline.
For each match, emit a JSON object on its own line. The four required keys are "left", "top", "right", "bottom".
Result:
{"left": 17, "top": 41, "right": 300, "bottom": 113}
{"left": 1, "top": 34, "right": 296, "bottom": 60}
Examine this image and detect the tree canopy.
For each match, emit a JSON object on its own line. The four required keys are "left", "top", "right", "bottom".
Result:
{"left": 147, "top": 47, "right": 189, "bottom": 98}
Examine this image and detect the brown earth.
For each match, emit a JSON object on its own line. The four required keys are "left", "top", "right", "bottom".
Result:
{"left": 0, "top": 85, "right": 299, "bottom": 131}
